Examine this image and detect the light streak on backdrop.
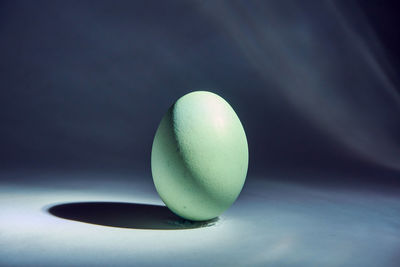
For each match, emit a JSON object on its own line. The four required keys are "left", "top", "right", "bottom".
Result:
{"left": 199, "top": 0, "right": 400, "bottom": 171}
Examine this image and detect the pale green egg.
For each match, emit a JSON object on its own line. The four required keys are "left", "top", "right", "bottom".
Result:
{"left": 151, "top": 91, "right": 248, "bottom": 221}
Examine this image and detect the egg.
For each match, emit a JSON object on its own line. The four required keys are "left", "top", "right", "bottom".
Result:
{"left": 151, "top": 91, "right": 248, "bottom": 221}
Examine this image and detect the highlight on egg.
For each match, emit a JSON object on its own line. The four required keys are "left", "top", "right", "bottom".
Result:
{"left": 151, "top": 91, "right": 248, "bottom": 221}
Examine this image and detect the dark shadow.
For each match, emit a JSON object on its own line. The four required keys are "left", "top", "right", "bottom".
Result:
{"left": 48, "top": 202, "right": 218, "bottom": 230}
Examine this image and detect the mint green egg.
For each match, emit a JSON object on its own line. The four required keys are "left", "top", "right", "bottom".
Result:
{"left": 151, "top": 91, "right": 248, "bottom": 221}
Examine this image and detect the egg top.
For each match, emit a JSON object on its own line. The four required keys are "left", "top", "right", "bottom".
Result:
{"left": 151, "top": 91, "right": 248, "bottom": 221}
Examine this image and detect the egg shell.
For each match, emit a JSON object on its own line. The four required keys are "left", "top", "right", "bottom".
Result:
{"left": 151, "top": 91, "right": 248, "bottom": 221}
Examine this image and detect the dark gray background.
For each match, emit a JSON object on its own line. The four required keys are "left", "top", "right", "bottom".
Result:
{"left": 1, "top": 0, "right": 400, "bottom": 185}
{"left": 1, "top": 2, "right": 400, "bottom": 266}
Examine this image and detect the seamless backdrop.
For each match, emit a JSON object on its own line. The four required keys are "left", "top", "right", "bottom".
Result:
{"left": 1, "top": 1, "right": 400, "bottom": 266}
{"left": 1, "top": 1, "right": 400, "bottom": 184}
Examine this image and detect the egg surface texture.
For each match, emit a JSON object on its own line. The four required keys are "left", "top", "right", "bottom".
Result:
{"left": 151, "top": 91, "right": 248, "bottom": 221}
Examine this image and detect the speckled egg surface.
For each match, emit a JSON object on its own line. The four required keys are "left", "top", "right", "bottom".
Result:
{"left": 151, "top": 91, "right": 248, "bottom": 221}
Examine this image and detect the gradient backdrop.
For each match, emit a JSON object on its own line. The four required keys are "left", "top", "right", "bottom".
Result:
{"left": 1, "top": 1, "right": 400, "bottom": 266}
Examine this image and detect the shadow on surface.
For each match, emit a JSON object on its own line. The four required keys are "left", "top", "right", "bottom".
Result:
{"left": 48, "top": 202, "right": 217, "bottom": 230}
